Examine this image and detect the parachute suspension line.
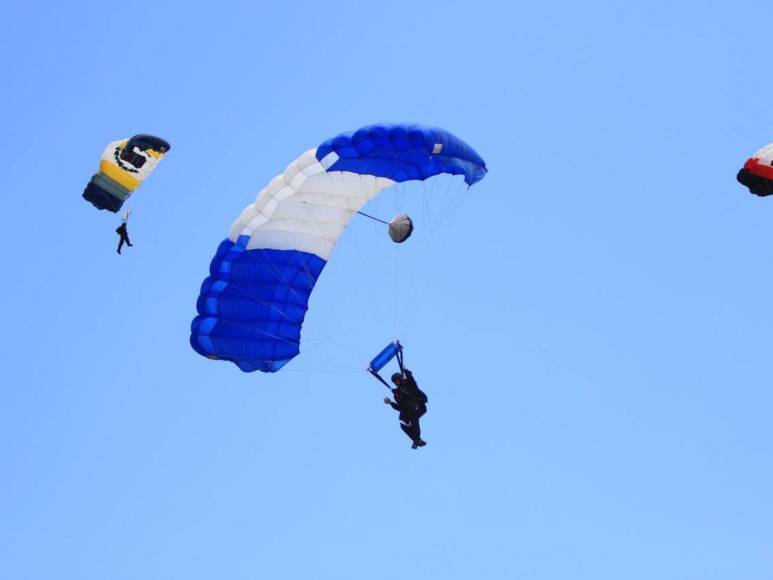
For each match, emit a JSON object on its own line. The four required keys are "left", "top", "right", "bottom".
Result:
{"left": 431, "top": 174, "right": 452, "bottom": 235}
{"left": 426, "top": 174, "right": 448, "bottom": 237}
{"left": 282, "top": 366, "right": 364, "bottom": 374}
{"left": 437, "top": 176, "right": 471, "bottom": 229}
{"left": 424, "top": 172, "right": 439, "bottom": 235}
{"left": 217, "top": 318, "right": 299, "bottom": 346}
{"left": 421, "top": 177, "right": 434, "bottom": 235}
{"left": 356, "top": 210, "right": 389, "bottom": 225}
{"left": 297, "top": 335, "right": 334, "bottom": 356}
{"left": 394, "top": 218, "right": 406, "bottom": 338}
{"left": 396, "top": 345, "right": 405, "bottom": 376}
{"left": 369, "top": 369, "right": 392, "bottom": 390}
{"left": 396, "top": 179, "right": 406, "bottom": 217}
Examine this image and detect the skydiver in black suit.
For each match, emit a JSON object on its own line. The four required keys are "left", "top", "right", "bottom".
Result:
{"left": 384, "top": 369, "right": 428, "bottom": 449}
{"left": 116, "top": 210, "right": 133, "bottom": 254}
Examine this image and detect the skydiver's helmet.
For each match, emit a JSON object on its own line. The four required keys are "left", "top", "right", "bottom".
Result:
{"left": 391, "top": 372, "right": 403, "bottom": 386}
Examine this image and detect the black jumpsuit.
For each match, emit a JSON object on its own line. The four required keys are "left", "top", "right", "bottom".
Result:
{"left": 116, "top": 222, "right": 132, "bottom": 253}
{"left": 389, "top": 370, "right": 428, "bottom": 443}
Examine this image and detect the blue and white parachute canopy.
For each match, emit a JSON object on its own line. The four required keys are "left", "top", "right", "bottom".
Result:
{"left": 190, "top": 123, "right": 487, "bottom": 373}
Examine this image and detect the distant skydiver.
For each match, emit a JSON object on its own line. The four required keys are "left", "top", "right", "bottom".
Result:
{"left": 116, "top": 210, "right": 133, "bottom": 254}
{"left": 384, "top": 369, "right": 428, "bottom": 449}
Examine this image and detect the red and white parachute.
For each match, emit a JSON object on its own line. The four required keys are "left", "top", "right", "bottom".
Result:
{"left": 738, "top": 143, "right": 773, "bottom": 197}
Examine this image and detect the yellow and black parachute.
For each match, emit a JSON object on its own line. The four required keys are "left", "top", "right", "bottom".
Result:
{"left": 82, "top": 134, "right": 170, "bottom": 212}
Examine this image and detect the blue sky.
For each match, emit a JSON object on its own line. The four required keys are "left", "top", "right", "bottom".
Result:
{"left": 1, "top": 1, "right": 772, "bottom": 578}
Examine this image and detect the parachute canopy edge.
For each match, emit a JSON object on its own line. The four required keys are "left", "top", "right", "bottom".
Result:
{"left": 316, "top": 124, "right": 487, "bottom": 186}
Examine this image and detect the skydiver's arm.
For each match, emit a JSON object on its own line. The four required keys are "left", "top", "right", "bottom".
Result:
{"left": 384, "top": 398, "right": 400, "bottom": 411}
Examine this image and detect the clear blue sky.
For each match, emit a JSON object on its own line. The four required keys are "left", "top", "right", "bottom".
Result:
{"left": 1, "top": 1, "right": 772, "bottom": 578}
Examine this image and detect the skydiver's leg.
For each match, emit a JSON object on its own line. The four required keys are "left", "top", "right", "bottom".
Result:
{"left": 401, "top": 413, "right": 426, "bottom": 448}
{"left": 400, "top": 414, "right": 424, "bottom": 448}
{"left": 117, "top": 237, "right": 125, "bottom": 254}
{"left": 123, "top": 233, "right": 133, "bottom": 247}
{"left": 399, "top": 420, "right": 416, "bottom": 441}
{"left": 414, "top": 419, "right": 425, "bottom": 446}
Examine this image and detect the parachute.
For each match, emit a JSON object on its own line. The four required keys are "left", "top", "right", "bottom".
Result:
{"left": 190, "top": 123, "right": 487, "bottom": 372}
{"left": 738, "top": 143, "right": 773, "bottom": 197}
{"left": 83, "top": 134, "right": 170, "bottom": 212}
{"left": 388, "top": 214, "right": 414, "bottom": 243}
{"left": 353, "top": 210, "right": 413, "bottom": 242}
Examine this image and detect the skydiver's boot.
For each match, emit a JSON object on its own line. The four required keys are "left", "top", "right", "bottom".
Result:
{"left": 416, "top": 439, "right": 426, "bottom": 447}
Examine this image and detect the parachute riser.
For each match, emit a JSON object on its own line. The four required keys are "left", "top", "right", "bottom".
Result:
{"left": 369, "top": 369, "right": 392, "bottom": 390}
{"left": 396, "top": 346, "right": 405, "bottom": 376}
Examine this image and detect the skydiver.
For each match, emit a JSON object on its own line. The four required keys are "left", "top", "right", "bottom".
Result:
{"left": 116, "top": 210, "right": 133, "bottom": 254}
{"left": 384, "top": 369, "right": 428, "bottom": 449}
